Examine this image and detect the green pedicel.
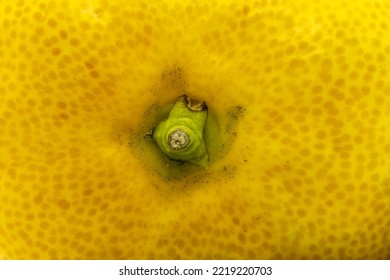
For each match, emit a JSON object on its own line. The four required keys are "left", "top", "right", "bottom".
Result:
{"left": 152, "top": 95, "right": 208, "bottom": 167}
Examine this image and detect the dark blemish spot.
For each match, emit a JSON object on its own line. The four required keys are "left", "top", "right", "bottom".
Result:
{"left": 158, "top": 66, "right": 188, "bottom": 91}
{"left": 226, "top": 105, "right": 246, "bottom": 133}
{"left": 221, "top": 165, "right": 236, "bottom": 180}
{"left": 230, "top": 105, "right": 246, "bottom": 120}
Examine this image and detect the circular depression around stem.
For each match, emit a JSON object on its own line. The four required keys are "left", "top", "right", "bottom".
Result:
{"left": 128, "top": 94, "right": 245, "bottom": 182}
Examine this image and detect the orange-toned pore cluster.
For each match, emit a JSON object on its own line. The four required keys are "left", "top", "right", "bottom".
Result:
{"left": 0, "top": 0, "right": 389, "bottom": 259}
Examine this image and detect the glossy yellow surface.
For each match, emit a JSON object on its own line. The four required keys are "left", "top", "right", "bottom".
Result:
{"left": 0, "top": 0, "right": 390, "bottom": 259}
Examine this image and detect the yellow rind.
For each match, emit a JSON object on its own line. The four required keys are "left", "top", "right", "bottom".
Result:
{"left": 0, "top": 0, "right": 389, "bottom": 259}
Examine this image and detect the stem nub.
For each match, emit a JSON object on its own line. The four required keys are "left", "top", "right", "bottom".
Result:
{"left": 152, "top": 95, "right": 208, "bottom": 167}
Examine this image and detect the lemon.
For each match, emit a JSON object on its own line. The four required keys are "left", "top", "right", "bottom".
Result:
{"left": 0, "top": 0, "right": 389, "bottom": 259}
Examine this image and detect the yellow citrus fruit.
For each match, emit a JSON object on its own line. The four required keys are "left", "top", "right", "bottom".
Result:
{"left": 1, "top": 0, "right": 390, "bottom": 259}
